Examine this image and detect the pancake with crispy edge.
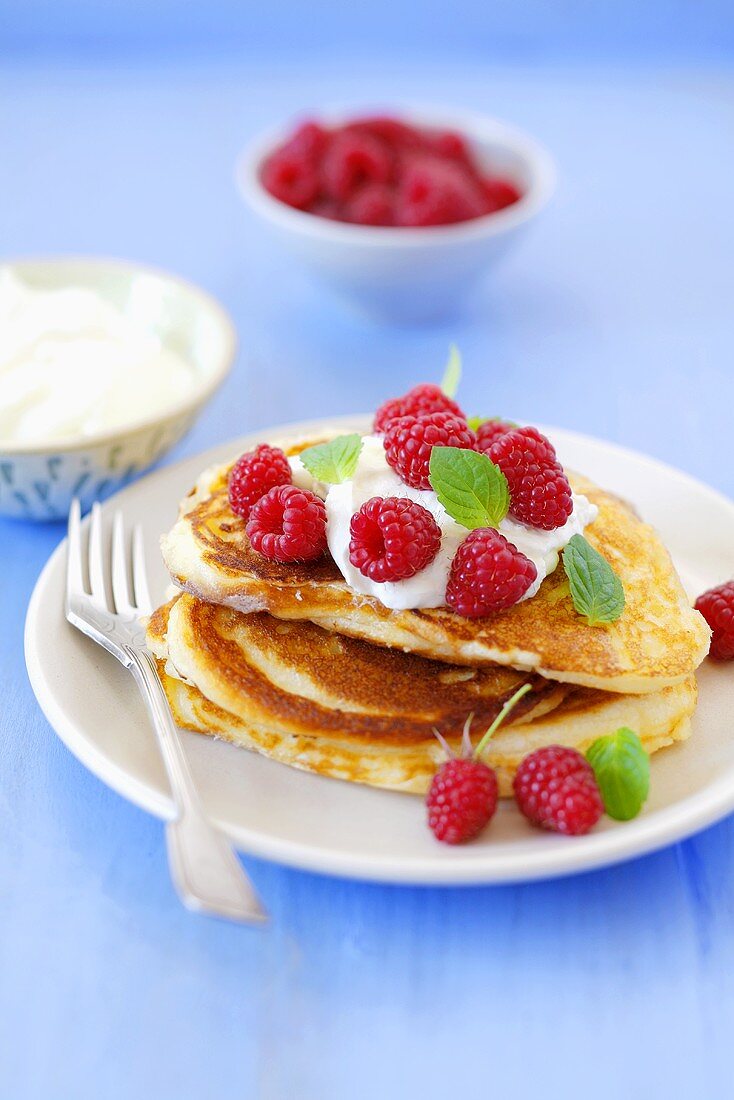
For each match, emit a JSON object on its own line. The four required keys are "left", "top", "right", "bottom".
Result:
{"left": 147, "top": 595, "right": 697, "bottom": 796}
{"left": 161, "top": 434, "right": 710, "bottom": 694}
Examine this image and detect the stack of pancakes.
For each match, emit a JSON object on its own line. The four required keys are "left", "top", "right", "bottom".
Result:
{"left": 147, "top": 437, "right": 710, "bottom": 796}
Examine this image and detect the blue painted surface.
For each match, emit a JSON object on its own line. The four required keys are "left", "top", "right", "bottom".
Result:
{"left": 2, "top": 0, "right": 733, "bottom": 61}
{"left": 1, "top": 45, "right": 734, "bottom": 1100}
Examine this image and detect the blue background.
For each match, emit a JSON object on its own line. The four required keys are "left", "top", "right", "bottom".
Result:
{"left": 2, "top": 4, "right": 734, "bottom": 1098}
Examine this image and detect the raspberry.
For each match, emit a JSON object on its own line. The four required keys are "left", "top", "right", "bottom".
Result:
{"left": 373, "top": 383, "right": 465, "bottom": 433}
{"left": 695, "top": 581, "right": 734, "bottom": 660}
{"left": 426, "top": 129, "right": 471, "bottom": 163}
{"left": 280, "top": 120, "right": 328, "bottom": 164}
{"left": 482, "top": 177, "right": 522, "bottom": 214}
{"left": 395, "top": 156, "right": 485, "bottom": 227}
{"left": 513, "top": 746, "right": 604, "bottom": 836}
{"left": 489, "top": 426, "right": 573, "bottom": 531}
{"left": 321, "top": 131, "right": 392, "bottom": 202}
{"left": 475, "top": 418, "right": 516, "bottom": 452}
{"left": 446, "top": 528, "right": 537, "bottom": 617}
{"left": 349, "top": 496, "right": 441, "bottom": 583}
{"left": 228, "top": 444, "right": 292, "bottom": 521}
{"left": 344, "top": 183, "right": 394, "bottom": 226}
{"left": 246, "top": 484, "right": 327, "bottom": 563}
{"left": 383, "top": 411, "right": 475, "bottom": 490}
{"left": 426, "top": 757, "right": 498, "bottom": 844}
{"left": 261, "top": 151, "right": 320, "bottom": 210}
{"left": 262, "top": 117, "right": 525, "bottom": 227}
{"left": 345, "top": 116, "right": 423, "bottom": 151}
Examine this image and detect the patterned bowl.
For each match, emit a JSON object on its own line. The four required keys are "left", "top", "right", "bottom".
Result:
{"left": 0, "top": 258, "right": 236, "bottom": 521}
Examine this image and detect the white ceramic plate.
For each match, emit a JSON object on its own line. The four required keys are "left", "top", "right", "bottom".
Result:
{"left": 24, "top": 417, "right": 734, "bottom": 884}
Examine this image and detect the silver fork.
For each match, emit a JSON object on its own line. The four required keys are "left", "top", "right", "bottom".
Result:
{"left": 65, "top": 499, "right": 268, "bottom": 925}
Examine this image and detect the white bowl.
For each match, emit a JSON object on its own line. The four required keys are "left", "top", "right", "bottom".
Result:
{"left": 0, "top": 258, "right": 236, "bottom": 521}
{"left": 237, "top": 107, "right": 556, "bottom": 322}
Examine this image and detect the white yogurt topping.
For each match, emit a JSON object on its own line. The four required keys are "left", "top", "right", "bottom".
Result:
{"left": 0, "top": 269, "right": 196, "bottom": 444}
{"left": 290, "top": 434, "right": 598, "bottom": 612}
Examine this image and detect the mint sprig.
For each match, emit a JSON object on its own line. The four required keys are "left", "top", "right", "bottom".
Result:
{"left": 586, "top": 727, "right": 650, "bottom": 820}
{"left": 299, "top": 434, "right": 363, "bottom": 485}
{"left": 440, "top": 344, "right": 462, "bottom": 398}
{"left": 428, "top": 446, "right": 509, "bottom": 530}
{"left": 562, "top": 534, "right": 625, "bottom": 625}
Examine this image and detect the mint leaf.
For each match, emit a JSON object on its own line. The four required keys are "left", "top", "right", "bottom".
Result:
{"left": 562, "top": 534, "right": 625, "bottom": 625}
{"left": 428, "top": 446, "right": 509, "bottom": 530}
{"left": 441, "top": 344, "right": 462, "bottom": 398}
{"left": 299, "top": 434, "right": 363, "bottom": 485}
{"left": 586, "top": 727, "right": 650, "bottom": 820}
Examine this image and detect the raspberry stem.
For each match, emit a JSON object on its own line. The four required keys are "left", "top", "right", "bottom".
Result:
{"left": 473, "top": 683, "right": 532, "bottom": 760}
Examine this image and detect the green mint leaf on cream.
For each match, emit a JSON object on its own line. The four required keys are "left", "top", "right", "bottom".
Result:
{"left": 428, "top": 446, "right": 509, "bottom": 530}
{"left": 441, "top": 344, "right": 462, "bottom": 398}
{"left": 562, "top": 534, "right": 625, "bottom": 625}
{"left": 586, "top": 727, "right": 650, "bottom": 820}
{"left": 299, "top": 434, "right": 363, "bottom": 485}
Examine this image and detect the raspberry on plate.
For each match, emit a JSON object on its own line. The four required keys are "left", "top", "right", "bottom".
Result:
{"left": 489, "top": 426, "right": 573, "bottom": 531}
{"left": 426, "top": 757, "right": 498, "bottom": 845}
{"left": 349, "top": 496, "right": 441, "bottom": 583}
{"left": 228, "top": 444, "right": 292, "bottom": 521}
{"left": 513, "top": 745, "right": 604, "bottom": 836}
{"left": 373, "top": 383, "right": 465, "bottom": 433}
{"left": 321, "top": 130, "right": 392, "bottom": 202}
{"left": 246, "top": 484, "right": 327, "bottom": 563}
{"left": 695, "top": 581, "right": 734, "bottom": 659}
{"left": 446, "top": 528, "right": 537, "bottom": 617}
{"left": 260, "top": 151, "right": 320, "bottom": 210}
{"left": 475, "top": 417, "right": 515, "bottom": 453}
{"left": 425, "top": 681, "right": 531, "bottom": 844}
{"left": 383, "top": 410, "right": 476, "bottom": 490}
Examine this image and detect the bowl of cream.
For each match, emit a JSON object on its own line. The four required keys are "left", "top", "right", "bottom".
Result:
{"left": 0, "top": 258, "right": 236, "bottom": 520}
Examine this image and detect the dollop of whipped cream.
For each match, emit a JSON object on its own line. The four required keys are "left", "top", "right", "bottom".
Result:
{"left": 290, "top": 434, "right": 598, "bottom": 612}
{"left": 0, "top": 268, "right": 196, "bottom": 444}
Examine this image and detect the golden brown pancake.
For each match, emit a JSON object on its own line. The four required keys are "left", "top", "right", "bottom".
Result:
{"left": 147, "top": 595, "right": 697, "bottom": 796}
{"left": 151, "top": 594, "right": 569, "bottom": 741}
{"left": 161, "top": 438, "right": 710, "bottom": 694}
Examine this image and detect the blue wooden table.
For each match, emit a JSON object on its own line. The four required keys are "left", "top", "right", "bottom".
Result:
{"left": 1, "top": 48, "right": 734, "bottom": 1100}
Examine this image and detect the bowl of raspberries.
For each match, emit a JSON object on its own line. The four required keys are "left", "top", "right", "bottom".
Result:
{"left": 238, "top": 108, "right": 555, "bottom": 321}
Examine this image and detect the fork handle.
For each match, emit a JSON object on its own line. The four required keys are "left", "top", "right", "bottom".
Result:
{"left": 127, "top": 649, "right": 268, "bottom": 924}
